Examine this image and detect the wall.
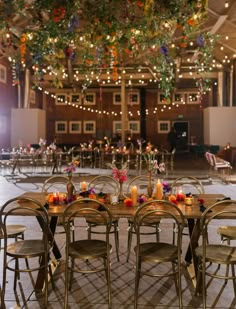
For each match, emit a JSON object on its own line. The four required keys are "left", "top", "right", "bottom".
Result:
{"left": 0, "top": 60, "right": 18, "bottom": 148}
{"left": 11, "top": 108, "right": 46, "bottom": 147}
{"left": 204, "top": 106, "right": 236, "bottom": 147}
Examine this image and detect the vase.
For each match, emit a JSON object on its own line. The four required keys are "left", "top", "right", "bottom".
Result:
{"left": 67, "top": 175, "right": 75, "bottom": 202}
{"left": 147, "top": 171, "right": 153, "bottom": 198}
{"left": 118, "top": 181, "right": 125, "bottom": 202}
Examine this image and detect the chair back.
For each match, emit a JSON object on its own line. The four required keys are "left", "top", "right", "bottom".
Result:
{"left": 0, "top": 197, "right": 53, "bottom": 250}
{"left": 171, "top": 176, "right": 205, "bottom": 195}
{"left": 63, "top": 198, "right": 113, "bottom": 244}
{"left": 88, "top": 175, "right": 119, "bottom": 195}
{"left": 133, "top": 199, "right": 185, "bottom": 246}
{"left": 205, "top": 151, "right": 214, "bottom": 167}
{"left": 200, "top": 199, "right": 236, "bottom": 244}
{"left": 42, "top": 175, "right": 72, "bottom": 193}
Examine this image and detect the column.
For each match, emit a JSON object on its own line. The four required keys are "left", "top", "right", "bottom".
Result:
{"left": 121, "top": 77, "right": 128, "bottom": 144}
{"left": 217, "top": 71, "right": 223, "bottom": 106}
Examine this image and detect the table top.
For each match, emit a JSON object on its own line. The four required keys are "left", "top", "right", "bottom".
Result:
{"left": 14, "top": 192, "right": 227, "bottom": 219}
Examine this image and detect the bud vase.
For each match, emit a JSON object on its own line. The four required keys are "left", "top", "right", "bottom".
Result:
{"left": 67, "top": 175, "right": 75, "bottom": 202}
{"left": 118, "top": 181, "right": 125, "bottom": 202}
{"left": 147, "top": 171, "right": 153, "bottom": 198}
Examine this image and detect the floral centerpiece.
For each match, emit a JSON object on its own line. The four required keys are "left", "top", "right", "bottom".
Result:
{"left": 108, "top": 161, "right": 128, "bottom": 201}
{"left": 143, "top": 148, "right": 165, "bottom": 197}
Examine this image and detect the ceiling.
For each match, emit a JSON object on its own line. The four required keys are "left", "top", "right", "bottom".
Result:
{"left": 1, "top": 0, "right": 236, "bottom": 94}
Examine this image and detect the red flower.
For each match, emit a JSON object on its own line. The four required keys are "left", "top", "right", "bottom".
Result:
{"left": 198, "top": 198, "right": 205, "bottom": 204}
{"left": 136, "top": 1, "right": 144, "bottom": 7}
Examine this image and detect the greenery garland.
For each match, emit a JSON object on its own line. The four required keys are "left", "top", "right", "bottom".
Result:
{"left": 0, "top": 0, "right": 215, "bottom": 99}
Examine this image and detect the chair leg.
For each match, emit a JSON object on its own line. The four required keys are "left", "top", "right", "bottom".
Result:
{"left": 103, "top": 257, "right": 112, "bottom": 308}
{"left": 202, "top": 261, "right": 206, "bottom": 309}
{"left": 172, "top": 222, "right": 176, "bottom": 245}
{"left": 43, "top": 255, "right": 48, "bottom": 308}
{"left": 69, "top": 257, "right": 75, "bottom": 291}
{"left": 177, "top": 259, "right": 183, "bottom": 309}
{"left": 155, "top": 224, "right": 160, "bottom": 242}
{"left": 64, "top": 258, "right": 69, "bottom": 309}
{"left": 172, "top": 262, "right": 178, "bottom": 294}
{"left": 114, "top": 222, "right": 119, "bottom": 262}
{"left": 87, "top": 223, "right": 92, "bottom": 240}
{"left": 126, "top": 222, "right": 133, "bottom": 262}
{"left": 70, "top": 220, "right": 75, "bottom": 242}
{"left": 134, "top": 257, "right": 141, "bottom": 309}
{"left": 14, "top": 258, "right": 19, "bottom": 290}
{"left": 231, "top": 264, "right": 236, "bottom": 296}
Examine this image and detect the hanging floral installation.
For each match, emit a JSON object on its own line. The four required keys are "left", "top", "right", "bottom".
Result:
{"left": 0, "top": 0, "right": 216, "bottom": 98}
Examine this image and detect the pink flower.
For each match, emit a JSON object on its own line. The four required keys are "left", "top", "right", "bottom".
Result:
{"left": 112, "top": 168, "right": 127, "bottom": 183}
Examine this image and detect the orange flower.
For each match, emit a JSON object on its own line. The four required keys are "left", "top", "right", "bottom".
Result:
{"left": 89, "top": 193, "right": 97, "bottom": 199}
{"left": 187, "top": 18, "right": 196, "bottom": 26}
{"left": 124, "top": 198, "right": 133, "bottom": 207}
{"left": 179, "top": 42, "right": 187, "bottom": 48}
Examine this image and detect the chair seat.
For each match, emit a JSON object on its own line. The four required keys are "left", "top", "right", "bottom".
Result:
{"left": 69, "top": 239, "right": 112, "bottom": 258}
{"left": 7, "top": 239, "right": 51, "bottom": 258}
{"left": 0, "top": 224, "right": 26, "bottom": 239}
{"left": 195, "top": 244, "right": 236, "bottom": 264}
{"left": 86, "top": 218, "right": 119, "bottom": 225}
{"left": 134, "top": 242, "right": 178, "bottom": 261}
{"left": 217, "top": 226, "right": 236, "bottom": 240}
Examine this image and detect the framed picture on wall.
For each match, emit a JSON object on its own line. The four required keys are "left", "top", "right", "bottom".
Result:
{"left": 173, "top": 92, "right": 185, "bottom": 104}
{"left": 69, "top": 121, "right": 82, "bottom": 133}
{"left": 56, "top": 93, "right": 67, "bottom": 105}
{"left": 128, "top": 91, "right": 140, "bottom": 105}
{"left": 187, "top": 92, "right": 199, "bottom": 104}
{"left": 70, "top": 93, "right": 81, "bottom": 104}
{"left": 113, "top": 92, "right": 121, "bottom": 105}
{"left": 157, "top": 120, "right": 170, "bottom": 133}
{"left": 83, "top": 121, "right": 96, "bottom": 133}
{"left": 158, "top": 93, "right": 170, "bottom": 104}
{"left": 113, "top": 121, "right": 122, "bottom": 133}
{"left": 55, "top": 121, "right": 67, "bottom": 133}
{"left": 129, "top": 121, "right": 140, "bottom": 133}
{"left": 84, "top": 93, "right": 96, "bottom": 105}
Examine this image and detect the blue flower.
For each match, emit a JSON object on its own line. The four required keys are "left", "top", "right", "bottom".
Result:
{"left": 196, "top": 34, "right": 204, "bottom": 47}
{"left": 160, "top": 45, "right": 168, "bottom": 57}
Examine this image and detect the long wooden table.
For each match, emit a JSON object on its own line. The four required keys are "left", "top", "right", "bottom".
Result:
{"left": 9, "top": 191, "right": 227, "bottom": 292}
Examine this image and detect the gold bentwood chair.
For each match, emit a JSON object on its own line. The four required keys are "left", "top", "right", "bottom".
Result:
{"left": 171, "top": 176, "right": 205, "bottom": 245}
{"left": 0, "top": 197, "right": 54, "bottom": 308}
{"left": 87, "top": 175, "right": 120, "bottom": 261}
{"left": 133, "top": 199, "right": 185, "bottom": 309}
{"left": 195, "top": 200, "right": 236, "bottom": 309}
{"left": 42, "top": 175, "right": 76, "bottom": 241}
{"left": 126, "top": 175, "right": 161, "bottom": 262}
{"left": 42, "top": 175, "right": 72, "bottom": 193}
{"left": 63, "top": 198, "right": 113, "bottom": 309}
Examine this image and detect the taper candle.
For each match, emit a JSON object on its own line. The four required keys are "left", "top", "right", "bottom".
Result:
{"left": 155, "top": 179, "right": 163, "bottom": 199}
{"left": 131, "top": 185, "right": 138, "bottom": 206}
